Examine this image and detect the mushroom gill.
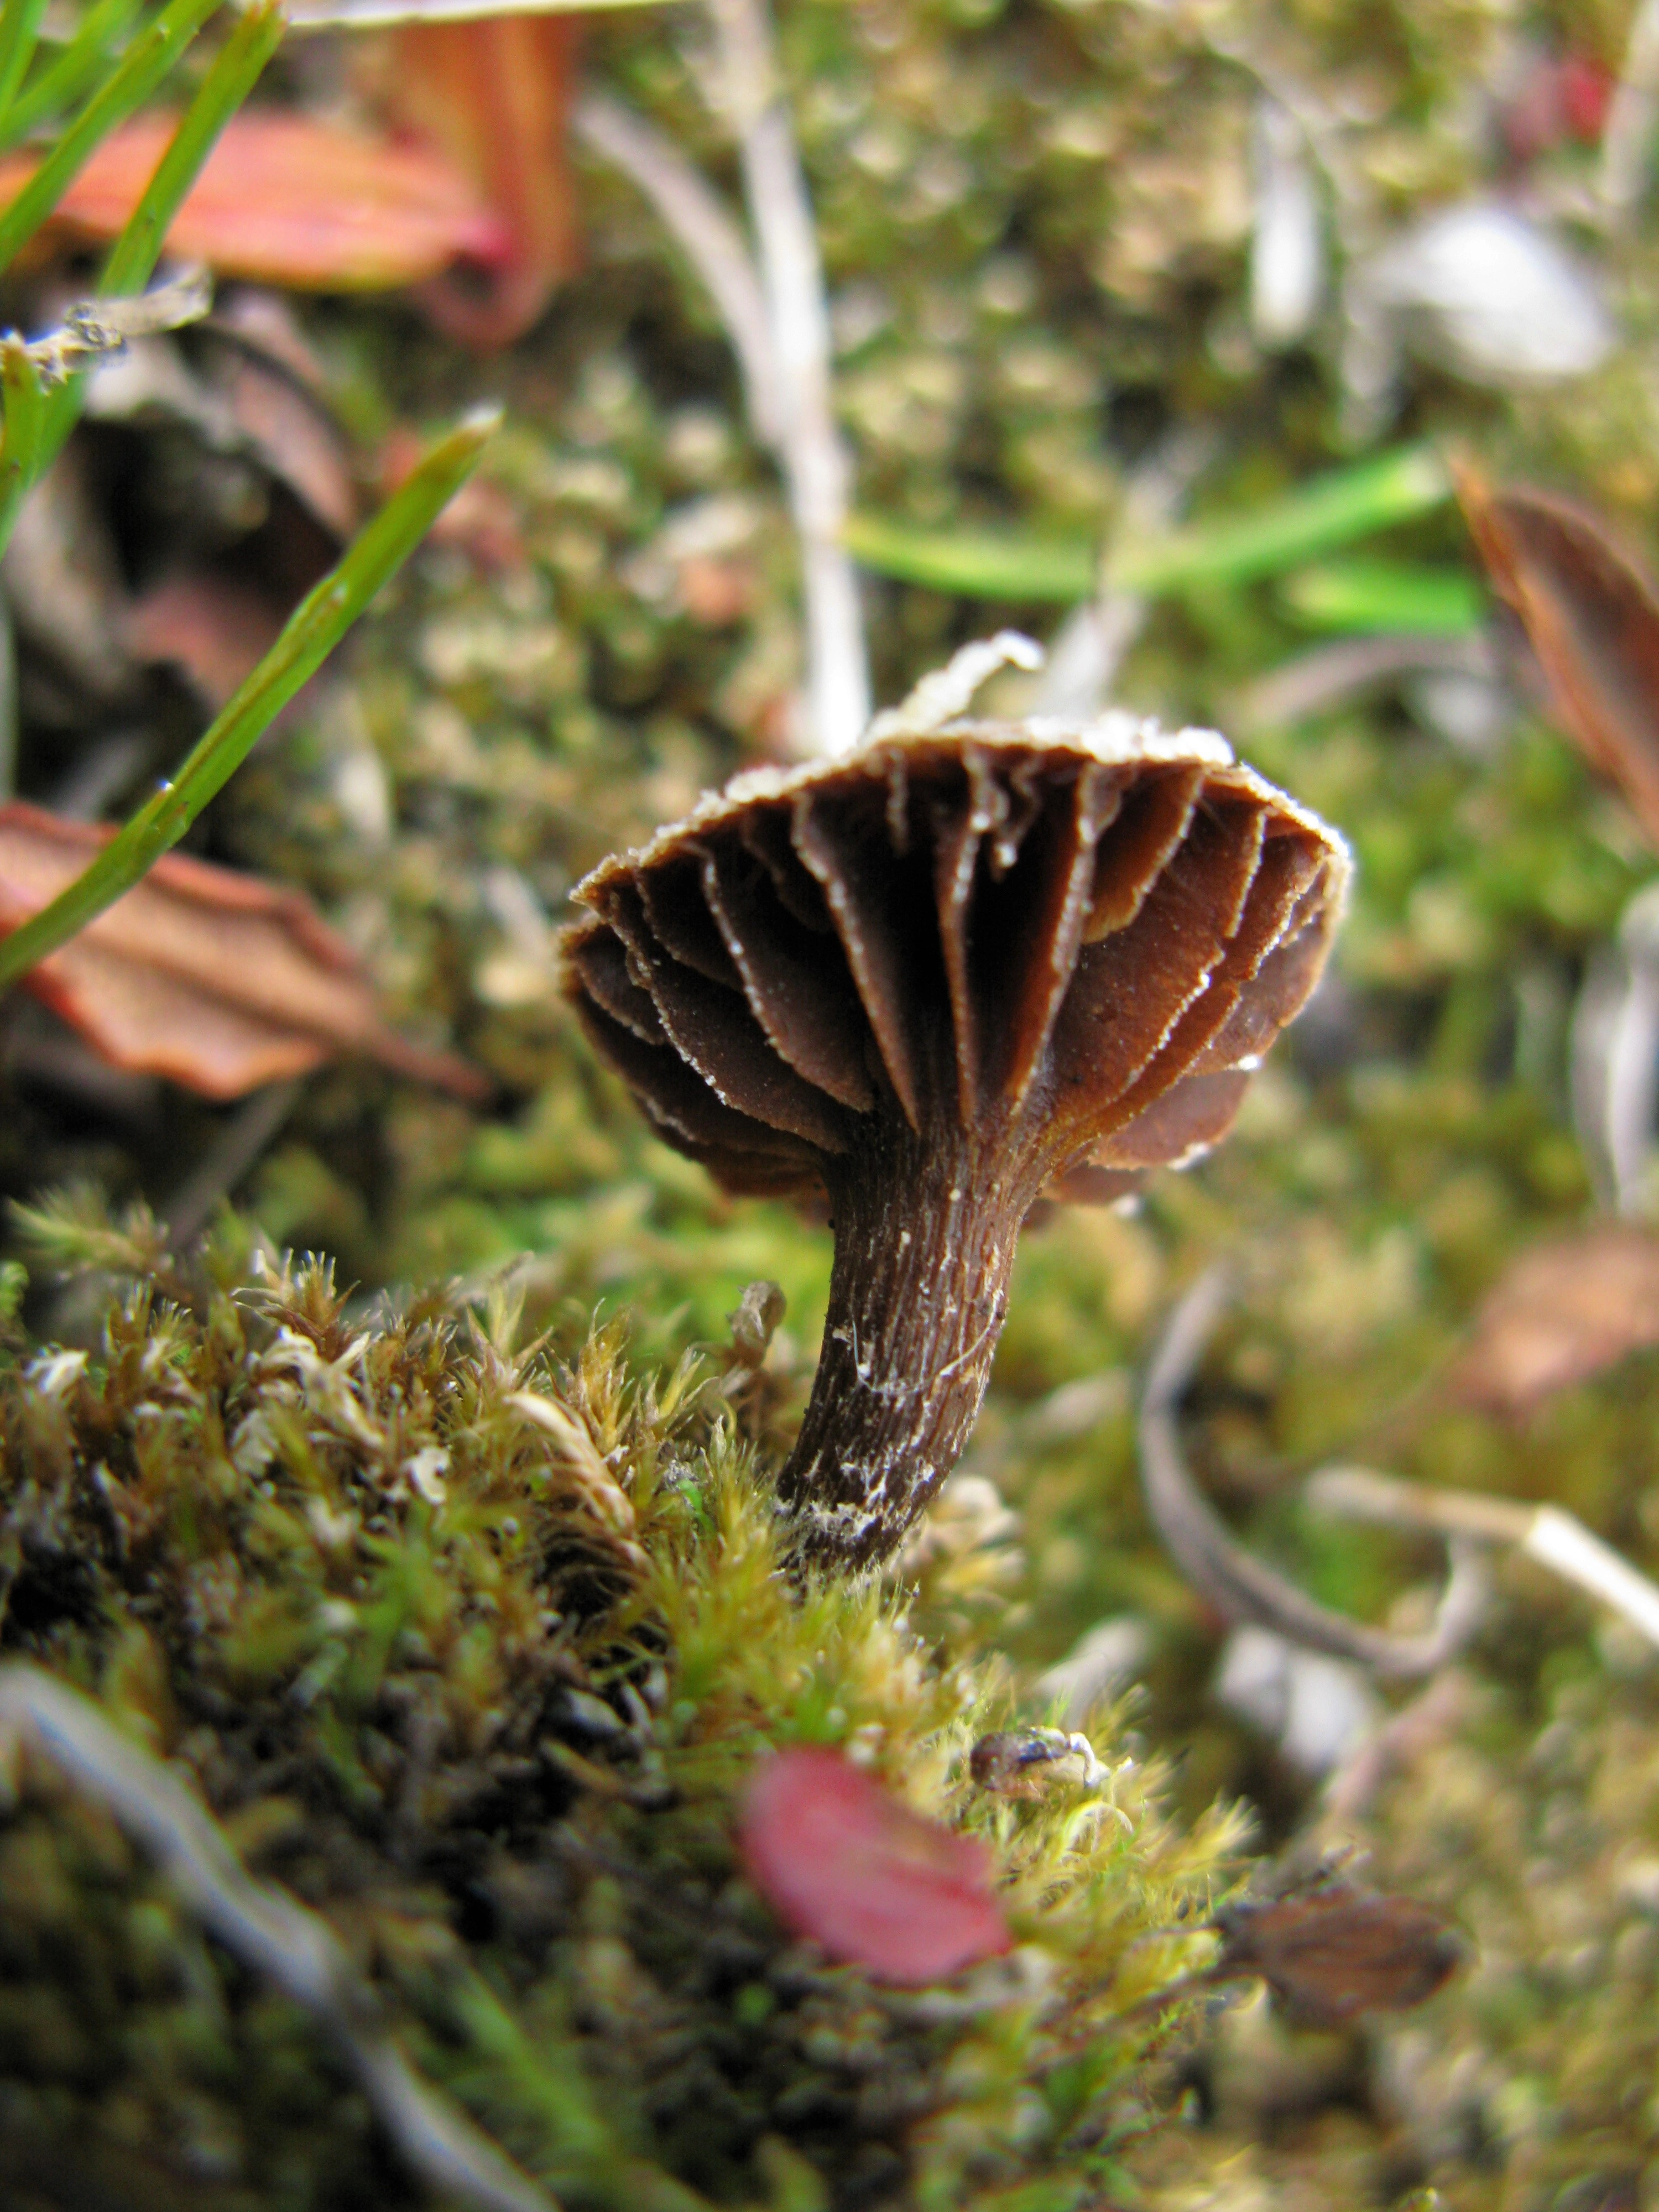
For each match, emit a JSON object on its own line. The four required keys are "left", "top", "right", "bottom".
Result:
{"left": 563, "top": 681, "right": 1348, "bottom": 1571}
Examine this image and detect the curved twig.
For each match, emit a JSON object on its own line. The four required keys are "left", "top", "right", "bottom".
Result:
{"left": 0, "top": 1665, "right": 559, "bottom": 2212}
{"left": 1139, "top": 1270, "right": 1484, "bottom": 1679}
{"left": 573, "top": 90, "right": 785, "bottom": 456}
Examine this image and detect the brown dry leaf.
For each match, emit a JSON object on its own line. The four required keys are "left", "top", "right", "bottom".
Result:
{"left": 0, "top": 802, "right": 487, "bottom": 1102}
{"left": 382, "top": 15, "right": 581, "bottom": 348}
{"left": 1450, "top": 1223, "right": 1659, "bottom": 1416}
{"left": 1213, "top": 1876, "right": 1469, "bottom": 2026}
{"left": 0, "top": 111, "right": 509, "bottom": 290}
{"left": 1458, "top": 465, "right": 1659, "bottom": 851}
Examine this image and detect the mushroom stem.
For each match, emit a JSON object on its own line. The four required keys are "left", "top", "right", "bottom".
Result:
{"left": 778, "top": 1117, "right": 1039, "bottom": 1570}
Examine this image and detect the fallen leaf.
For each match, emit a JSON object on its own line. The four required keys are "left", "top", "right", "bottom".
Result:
{"left": 1458, "top": 467, "right": 1659, "bottom": 851}
{"left": 382, "top": 15, "right": 581, "bottom": 348}
{"left": 123, "top": 572, "right": 287, "bottom": 708}
{"left": 1213, "top": 1876, "right": 1468, "bottom": 2026}
{"left": 0, "top": 110, "right": 509, "bottom": 290}
{"left": 738, "top": 1746, "right": 1011, "bottom": 1986}
{"left": 0, "top": 802, "right": 487, "bottom": 1102}
{"left": 1449, "top": 1224, "right": 1659, "bottom": 1417}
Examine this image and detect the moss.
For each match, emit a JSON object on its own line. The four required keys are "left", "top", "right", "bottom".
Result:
{"left": 0, "top": 1219, "right": 1245, "bottom": 2208}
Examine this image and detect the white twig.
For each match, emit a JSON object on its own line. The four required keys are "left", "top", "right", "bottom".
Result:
{"left": 1308, "top": 1465, "right": 1659, "bottom": 1650}
{"left": 573, "top": 91, "right": 786, "bottom": 453}
{"left": 706, "top": 0, "right": 870, "bottom": 755}
{"left": 0, "top": 1666, "right": 560, "bottom": 2212}
{"left": 20, "top": 264, "right": 212, "bottom": 387}
{"left": 1140, "top": 1271, "right": 1485, "bottom": 1678}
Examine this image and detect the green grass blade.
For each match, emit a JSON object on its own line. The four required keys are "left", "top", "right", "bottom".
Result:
{"left": 99, "top": 0, "right": 283, "bottom": 296}
{"left": 0, "top": 0, "right": 221, "bottom": 274}
{"left": 0, "top": 0, "right": 49, "bottom": 134}
{"left": 0, "top": 0, "right": 283, "bottom": 555}
{"left": 842, "top": 513, "right": 1097, "bottom": 602}
{"left": 0, "top": 405, "right": 499, "bottom": 995}
{"left": 1278, "top": 556, "right": 1484, "bottom": 637}
{"left": 1, "top": 0, "right": 139, "bottom": 151}
{"left": 845, "top": 446, "right": 1453, "bottom": 608}
{"left": 1108, "top": 445, "right": 1452, "bottom": 594}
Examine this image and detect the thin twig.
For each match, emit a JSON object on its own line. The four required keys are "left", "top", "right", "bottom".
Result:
{"left": 0, "top": 1665, "right": 560, "bottom": 2212}
{"left": 1307, "top": 1464, "right": 1659, "bottom": 1649}
{"left": 1229, "top": 632, "right": 1496, "bottom": 737}
{"left": 1139, "top": 1270, "right": 1485, "bottom": 1679}
{"left": 706, "top": 0, "right": 869, "bottom": 755}
{"left": 573, "top": 90, "right": 785, "bottom": 452}
{"left": 19, "top": 262, "right": 211, "bottom": 387}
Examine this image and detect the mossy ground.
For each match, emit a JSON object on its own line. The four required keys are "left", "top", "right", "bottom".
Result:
{"left": 6, "top": 0, "right": 1659, "bottom": 2202}
{"left": 0, "top": 1219, "right": 1241, "bottom": 2208}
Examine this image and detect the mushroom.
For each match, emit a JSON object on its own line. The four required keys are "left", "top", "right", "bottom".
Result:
{"left": 562, "top": 639, "right": 1349, "bottom": 1569}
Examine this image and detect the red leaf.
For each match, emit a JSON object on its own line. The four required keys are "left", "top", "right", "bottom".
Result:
{"left": 0, "top": 111, "right": 509, "bottom": 290}
{"left": 738, "top": 1747, "right": 1011, "bottom": 1986}
{"left": 0, "top": 802, "right": 487, "bottom": 1102}
{"left": 383, "top": 16, "right": 581, "bottom": 348}
{"left": 1450, "top": 1224, "right": 1659, "bottom": 1417}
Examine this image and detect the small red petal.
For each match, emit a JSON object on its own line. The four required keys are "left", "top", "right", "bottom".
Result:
{"left": 738, "top": 1746, "right": 1011, "bottom": 1986}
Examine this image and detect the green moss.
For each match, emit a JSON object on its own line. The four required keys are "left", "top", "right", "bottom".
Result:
{"left": 0, "top": 1225, "right": 1244, "bottom": 2208}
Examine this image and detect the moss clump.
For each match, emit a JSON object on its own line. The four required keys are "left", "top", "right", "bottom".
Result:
{"left": 0, "top": 1207, "right": 1244, "bottom": 2210}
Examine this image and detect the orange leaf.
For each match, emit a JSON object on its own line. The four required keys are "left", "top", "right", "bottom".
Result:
{"left": 1450, "top": 1224, "right": 1659, "bottom": 1417}
{"left": 384, "top": 15, "right": 581, "bottom": 348}
{"left": 0, "top": 110, "right": 510, "bottom": 290}
{"left": 1458, "top": 466, "right": 1659, "bottom": 852}
{"left": 0, "top": 802, "right": 487, "bottom": 1102}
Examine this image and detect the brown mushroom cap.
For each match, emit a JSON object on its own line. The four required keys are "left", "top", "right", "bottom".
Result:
{"left": 564, "top": 705, "right": 1348, "bottom": 1569}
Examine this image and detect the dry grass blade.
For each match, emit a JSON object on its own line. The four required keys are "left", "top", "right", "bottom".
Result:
{"left": 0, "top": 800, "right": 487, "bottom": 1099}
